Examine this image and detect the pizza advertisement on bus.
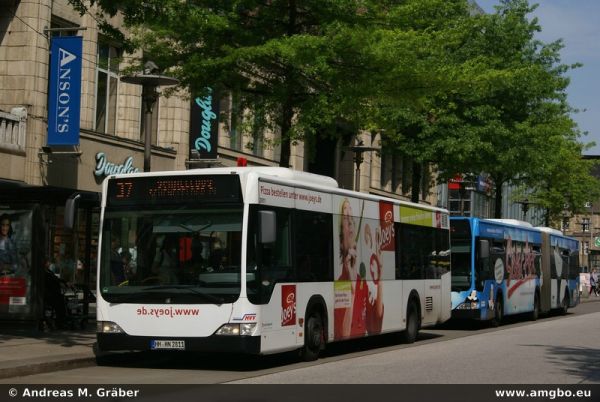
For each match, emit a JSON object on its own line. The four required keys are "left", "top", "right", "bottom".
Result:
{"left": 333, "top": 197, "right": 391, "bottom": 340}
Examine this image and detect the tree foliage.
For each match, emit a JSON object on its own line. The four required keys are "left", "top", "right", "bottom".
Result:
{"left": 69, "top": 0, "right": 476, "bottom": 167}
{"left": 372, "top": 0, "right": 597, "bottom": 216}
{"left": 69, "top": 0, "right": 599, "bottom": 221}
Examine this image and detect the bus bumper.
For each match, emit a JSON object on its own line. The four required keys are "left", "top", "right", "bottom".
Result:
{"left": 451, "top": 308, "right": 493, "bottom": 320}
{"left": 96, "top": 333, "right": 261, "bottom": 354}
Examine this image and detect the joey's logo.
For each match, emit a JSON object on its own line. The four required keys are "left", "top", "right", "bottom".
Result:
{"left": 281, "top": 285, "right": 296, "bottom": 326}
{"left": 378, "top": 201, "right": 395, "bottom": 252}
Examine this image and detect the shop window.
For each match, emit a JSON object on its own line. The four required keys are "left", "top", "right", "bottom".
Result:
{"left": 0, "top": 210, "right": 33, "bottom": 316}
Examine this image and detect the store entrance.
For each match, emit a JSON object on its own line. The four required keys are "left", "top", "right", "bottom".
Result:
{"left": 0, "top": 184, "right": 99, "bottom": 329}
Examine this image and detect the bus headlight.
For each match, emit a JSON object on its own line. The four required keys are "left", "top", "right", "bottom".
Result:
{"left": 215, "top": 323, "right": 257, "bottom": 336}
{"left": 456, "top": 301, "right": 479, "bottom": 310}
{"left": 97, "top": 321, "right": 124, "bottom": 333}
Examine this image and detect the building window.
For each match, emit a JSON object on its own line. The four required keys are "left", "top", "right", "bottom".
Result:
{"left": 561, "top": 217, "right": 570, "bottom": 232}
{"left": 582, "top": 218, "right": 590, "bottom": 233}
{"left": 250, "top": 112, "right": 265, "bottom": 158}
{"left": 380, "top": 152, "right": 389, "bottom": 188}
{"left": 229, "top": 92, "right": 243, "bottom": 151}
{"left": 95, "top": 40, "right": 120, "bottom": 134}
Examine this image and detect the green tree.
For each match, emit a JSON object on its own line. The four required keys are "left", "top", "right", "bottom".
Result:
{"left": 68, "top": 0, "right": 475, "bottom": 167}
{"left": 383, "top": 0, "right": 591, "bottom": 217}
{"left": 514, "top": 138, "right": 600, "bottom": 226}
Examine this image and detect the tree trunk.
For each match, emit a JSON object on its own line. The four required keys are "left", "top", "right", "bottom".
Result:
{"left": 493, "top": 181, "right": 504, "bottom": 218}
{"left": 411, "top": 161, "right": 421, "bottom": 204}
{"left": 279, "top": 0, "right": 297, "bottom": 168}
{"left": 279, "top": 99, "right": 293, "bottom": 167}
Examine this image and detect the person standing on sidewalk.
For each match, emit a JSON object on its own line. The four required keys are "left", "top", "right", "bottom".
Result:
{"left": 591, "top": 268, "right": 599, "bottom": 296}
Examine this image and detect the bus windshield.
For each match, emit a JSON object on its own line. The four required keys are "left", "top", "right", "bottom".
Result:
{"left": 98, "top": 207, "right": 243, "bottom": 304}
{"left": 451, "top": 241, "right": 472, "bottom": 291}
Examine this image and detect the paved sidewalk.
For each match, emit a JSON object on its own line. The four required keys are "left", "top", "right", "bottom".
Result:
{"left": 0, "top": 296, "right": 599, "bottom": 380}
{"left": 0, "top": 327, "right": 96, "bottom": 379}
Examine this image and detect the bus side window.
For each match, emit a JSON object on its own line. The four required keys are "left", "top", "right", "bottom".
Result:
{"left": 475, "top": 238, "right": 490, "bottom": 290}
{"left": 294, "top": 210, "right": 333, "bottom": 282}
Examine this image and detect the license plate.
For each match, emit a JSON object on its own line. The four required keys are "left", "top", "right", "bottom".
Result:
{"left": 150, "top": 340, "right": 185, "bottom": 350}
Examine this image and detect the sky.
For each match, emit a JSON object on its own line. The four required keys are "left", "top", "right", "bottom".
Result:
{"left": 475, "top": 0, "right": 600, "bottom": 155}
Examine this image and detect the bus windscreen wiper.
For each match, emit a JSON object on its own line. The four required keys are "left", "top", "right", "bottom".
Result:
{"left": 143, "top": 285, "right": 224, "bottom": 305}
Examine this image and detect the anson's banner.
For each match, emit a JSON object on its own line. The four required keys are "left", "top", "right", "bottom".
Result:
{"left": 47, "top": 36, "right": 82, "bottom": 146}
{"left": 189, "top": 88, "right": 219, "bottom": 160}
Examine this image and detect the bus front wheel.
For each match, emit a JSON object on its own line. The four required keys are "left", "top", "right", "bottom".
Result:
{"left": 301, "top": 311, "right": 324, "bottom": 362}
{"left": 560, "top": 292, "right": 569, "bottom": 315}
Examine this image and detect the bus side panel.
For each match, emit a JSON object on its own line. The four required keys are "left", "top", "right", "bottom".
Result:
{"left": 380, "top": 280, "right": 404, "bottom": 332}
{"left": 422, "top": 279, "right": 440, "bottom": 326}
{"left": 402, "top": 280, "right": 424, "bottom": 328}
{"left": 294, "top": 282, "right": 334, "bottom": 346}
{"left": 257, "top": 282, "right": 334, "bottom": 354}
{"left": 540, "top": 233, "right": 552, "bottom": 313}
{"left": 504, "top": 277, "right": 536, "bottom": 316}
{"left": 259, "top": 283, "right": 300, "bottom": 354}
{"left": 440, "top": 272, "right": 452, "bottom": 323}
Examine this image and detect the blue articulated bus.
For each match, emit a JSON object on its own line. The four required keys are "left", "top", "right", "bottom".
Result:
{"left": 538, "top": 227, "right": 580, "bottom": 314}
{"left": 450, "top": 218, "right": 579, "bottom": 325}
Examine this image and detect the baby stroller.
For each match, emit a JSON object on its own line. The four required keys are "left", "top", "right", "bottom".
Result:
{"left": 42, "top": 269, "right": 88, "bottom": 330}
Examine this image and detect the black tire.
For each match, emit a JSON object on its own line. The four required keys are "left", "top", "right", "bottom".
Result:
{"left": 401, "top": 302, "right": 420, "bottom": 344}
{"left": 491, "top": 296, "right": 503, "bottom": 327}
{"left": 301, "top": 311, "right": 324, "bottom": 362}
{"left": 530, "top": 292, "right": 540, "bottom": 321}
{"left": 560, "top": 291, "right": 569, "bottom": 315}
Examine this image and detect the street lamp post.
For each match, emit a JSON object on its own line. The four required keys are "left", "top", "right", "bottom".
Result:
{"left": 587, "top": 203, "right": 595, "bottom": 269}
{"left": 121, "top": 61, "right": 179, "bottom": 172}
{"left": 349, "top": 140, "right": 379, "bottom": 192}
{"left": 515, "top": 198, "right": 534, "bottom": 221}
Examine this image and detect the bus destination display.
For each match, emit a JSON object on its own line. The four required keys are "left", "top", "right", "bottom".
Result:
{"left": 107, "top": 175, "right": 241, "bottom": 205}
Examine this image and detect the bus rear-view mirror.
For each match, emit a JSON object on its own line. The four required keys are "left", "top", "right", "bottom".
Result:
{"left": 479, "top": 239, "right": 490, "bottom": 259}
{"left": 258, "top": 210, "right": 276, "bottom": 244}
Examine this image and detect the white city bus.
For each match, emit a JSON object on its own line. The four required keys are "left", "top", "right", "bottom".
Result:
{"left": 95, "top": 167, "right": 451, "bottom": 361}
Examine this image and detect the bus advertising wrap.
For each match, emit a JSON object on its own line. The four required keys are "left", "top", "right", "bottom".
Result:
{"left": 47, "top": 36, "right": 82, "bottom": 146}
{"left": 189, "top": 89, "right": 219, "bottom": 160}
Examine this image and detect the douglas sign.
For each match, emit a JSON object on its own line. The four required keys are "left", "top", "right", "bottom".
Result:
{"left": 189, "top": 88, "right": 219, "bottom": 160}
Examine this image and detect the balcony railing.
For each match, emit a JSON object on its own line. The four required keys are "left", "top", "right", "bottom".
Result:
{"left": 0, "top": 107, "right": 27, "bottom": 153}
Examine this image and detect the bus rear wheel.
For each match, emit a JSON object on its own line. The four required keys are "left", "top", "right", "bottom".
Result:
{"left": 301, "top": 311, "right": 324, "bottom": 362}
{"left": 401, "top": 302, "right": 420, "bottom": 344}
{"left": 491, "top": 297, "right": 503, "bottom": 327}
{"left": 530, "top": 292, "right": 540, "bottom": 321}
